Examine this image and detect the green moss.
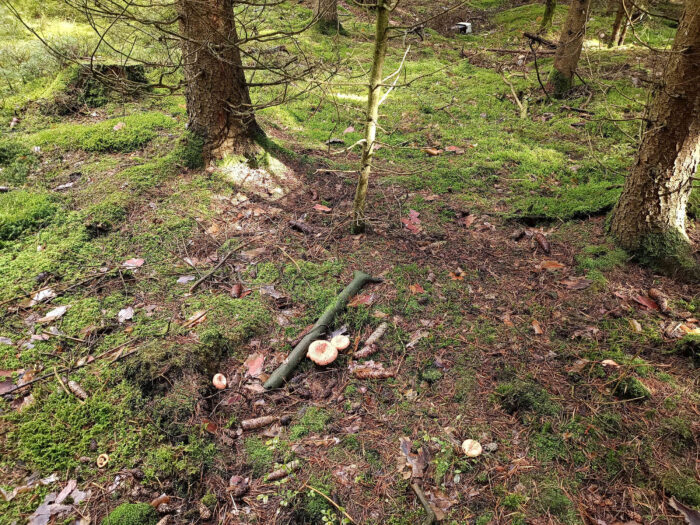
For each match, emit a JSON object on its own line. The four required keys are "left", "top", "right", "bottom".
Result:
{"left": 535, "top": 485, "right": 578, "bottom": 524}
{"left": 32, "top": 112, "right": 176, "bottom": 153}
{"left": 612, "top": 376, "right": 650, "bottom": 401}
{"left": 187, "top": 293, "right": 271, "bottom": 356}
{"left": 576, "top": 245, "right": 627, "bottom": 272}
{"left": 0, "top": 190, "right": 56, "bottom": 241}
{"left": 674, "top": 334, "right": 699, "bottom": 365}
{"left": 476, "top": 512, "right": 494, "bottom": 525}
{"left": 142, "top": 434, "right": 216, "bottom": 488}
{"left": 201, "top": 493, "right": 217, "bottom": 509}
{"left": 244, "top": 437, "right": 276, "bottom": 477}
{"left": 661, "top": 471, "right": 700, "bottom": 507}
{"left": 634, "top": 230, "right": 700, "bottom": 281}
{"left": 510, "top": 181, "right": 621, "bottom": 222}
{"left": 101, "top": 503, "right": 158, "bottom": 525}
{"left": 549, "top": 68, "right": 574, "bottom": 98}
{"left": 495, "top": 378, "right": 560, "bottom": 418}
{"left": 289, "top": 406, "right": 330, "bottom": 439}
{"left": 178, "top": 131, "right": 205, "bottom": 169}
{"left": 8, "top": 380, "right": 142, "bottom": 473}
{"left": 420, "top": 366, "right": 443, "bottom": 384}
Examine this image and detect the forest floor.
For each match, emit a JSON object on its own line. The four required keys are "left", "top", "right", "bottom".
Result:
{"left": 0, "top": 0, "right": 698, "bottom": 524}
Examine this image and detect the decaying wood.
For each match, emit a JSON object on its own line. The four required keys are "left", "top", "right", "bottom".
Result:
{"left": 411, "top": 482, "right": 437, "bottom": 525}
{"left": 354, "top": 322, "right": 388, "bottom": 358}
{"left": 265, "top": 460, "right": 300, "bottom": 481}
{"left": 264, "top": 271, "right": 382, "bottom": 389}
{"left": 241, "top": 415, "right": 277, "bottom": 430}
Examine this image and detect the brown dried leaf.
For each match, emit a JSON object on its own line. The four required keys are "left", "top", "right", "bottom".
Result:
{"left": 632, "top": 294, "right": 659, "bottom": 311}
{"left": 409, "top": 283, "right": 425, "bottom": 294}
{"left": 540, "top": 260, "right": 565, "bottom": 270}
{"left": 531, "top": 319, "right": 544, "bottom": 335}
{"left": 424, "top": 147, "right": 443, "bottom": 156}
{"left": 313, "top": 204, "right": 332, "bottom": 213}
{"left": 348, "top": 293, "right": 375, "bottom": 307}
{"left": 399, "top": 437, "right": 427, "bottom": 479}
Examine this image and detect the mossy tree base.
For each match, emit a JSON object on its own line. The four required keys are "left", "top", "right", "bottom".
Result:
{"left": 548, "top": 68, "right": 574, "bottom": 98}
{"left": 316, "top": 19, "right": 347, "bottom": 35}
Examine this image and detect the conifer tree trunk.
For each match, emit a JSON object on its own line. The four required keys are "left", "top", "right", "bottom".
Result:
{"left": 540, "top": 0, "right": 557, "bottom": 32}
{"left": 610, "top": 1, "right": 700, "bottom": 279}
{"left": 352, "top": 0, "right": 390, "bottom": 233}
{"left": 177, "top": 0, "right": 261, "bottom": 162}
{"left": 608, "top": 0, "right": 625, "bottom": 47}
{"left": 549, "top": 0, "right": 591, "bottom": 96}
{"left": 314, "top": 0, "right": 342, "bottom": 33}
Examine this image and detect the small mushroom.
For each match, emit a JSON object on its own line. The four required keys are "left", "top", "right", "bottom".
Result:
{"left": 461, "top": 439, "right": 482, "bottom": 458}
{"left": 212, "top": 373, "right": 228, "bottom": 390}
{"left": 307, "top": 340, "right": 338, "bottom": 366}
{"left": 330, "top": 334, "right": 350, "bottom": 351}
{"left": 96, "top": 453, "right": 110, "bottom": 468}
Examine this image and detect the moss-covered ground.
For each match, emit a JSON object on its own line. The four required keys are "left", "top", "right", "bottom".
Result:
{"left": 0, "top": 0, "right": 697, "bottom": 524}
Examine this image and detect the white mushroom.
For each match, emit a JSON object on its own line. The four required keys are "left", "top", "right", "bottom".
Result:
{"left": 461, "top": 439, "right": 483, "bottom": 458}
{"left": 212, "top": 373, "right": 228, "bottom": 390}
{"left": 330, "top": 334, "right": 350, "bottom": 351}
{"left": 307, "top": 340, "right": 338, "bottom": 366}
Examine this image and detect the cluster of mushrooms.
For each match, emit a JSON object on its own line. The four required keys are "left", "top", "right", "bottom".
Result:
{"left": 306, "top": 334, "right": 350, "bottom": 366}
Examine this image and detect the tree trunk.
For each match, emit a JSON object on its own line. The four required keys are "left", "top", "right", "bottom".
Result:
{"left": 352, "top": 0, "right": 390, "bottom": 233}
{"left": 314, "top": 0, "right": 343, "bottom": 34}
{"left": 548, "top": 0, "right": 591, "bottom": 97}
{"left": 610, "top": 1, "right": 700, "bottom": 279}
{"left": 177, "top": 0, "right": 261, "bottom": 163}
{"left": 608, "top": 0, "right": 625, "bottom": 47}
{"left": 539, "top": 0, "right": 557, "bottom": 33}
{"left": 617, "top": 14, "right": 630, "bottom": 45}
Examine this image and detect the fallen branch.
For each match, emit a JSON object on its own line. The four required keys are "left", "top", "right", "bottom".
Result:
{"left": 484, "top": 47, "right": 555, "bottom": 55}
{"left": 264, "top": 271, "right": 382, "bottom": 389}
{"left": 188, "top": 239, "right": 257, "bottom": 293}
{"left": 523, "top": 31, "right": 557, "bottom": 48}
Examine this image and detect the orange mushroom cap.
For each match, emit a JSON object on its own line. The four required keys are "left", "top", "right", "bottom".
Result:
{"left": 307, "top": 340, "right": 338, "bottom": 366}
{"left": 330, "top": 334, "right": 350, "bottom": 351}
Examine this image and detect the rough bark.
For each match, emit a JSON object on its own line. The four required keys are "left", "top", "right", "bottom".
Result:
{"left": 608, "top": 0, "right": 625, "bottom": 47}
{"left": 352, "top": 0, "right": 390, "bottom": 233}
{"left": 177, "top": 0, "right": 261, "bottom": 162}
{"left": 314, "top": 0, "right": 343, "bottom": 33}
{"left": 610, "top": 1, "right": 700, "bottom": 279}
{"left": 549, "top": 0, "right": 591, "bottom": 96}
{"left": 540, "top": 0, "right": 557, "bottom": 33}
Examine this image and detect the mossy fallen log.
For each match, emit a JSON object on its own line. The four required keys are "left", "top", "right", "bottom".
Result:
{"left": 264, "top": 270, "right": 381, "bottom": 389}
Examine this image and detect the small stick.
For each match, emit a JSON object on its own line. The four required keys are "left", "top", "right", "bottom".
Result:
{"left": 188, "top": 239, "right": 257, "bottom": 293}
{"left": 303, "top": 484, "right": 357, "bottom": 525}
{"left": 189, "top": 252, "right": 234, "bottom": 293}
{"left": 2, "top": 341, "right": 136, "bottom": 396}
{"left": 411, "top": 482, "right": 437, "bottom": 525}
{"left": 54, "top": 367, "right": 78, "bottom": 402}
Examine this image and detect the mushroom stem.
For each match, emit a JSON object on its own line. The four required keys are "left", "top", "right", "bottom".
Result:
{"left": 264, "top": 271, "right": 382, "bottom": 389}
